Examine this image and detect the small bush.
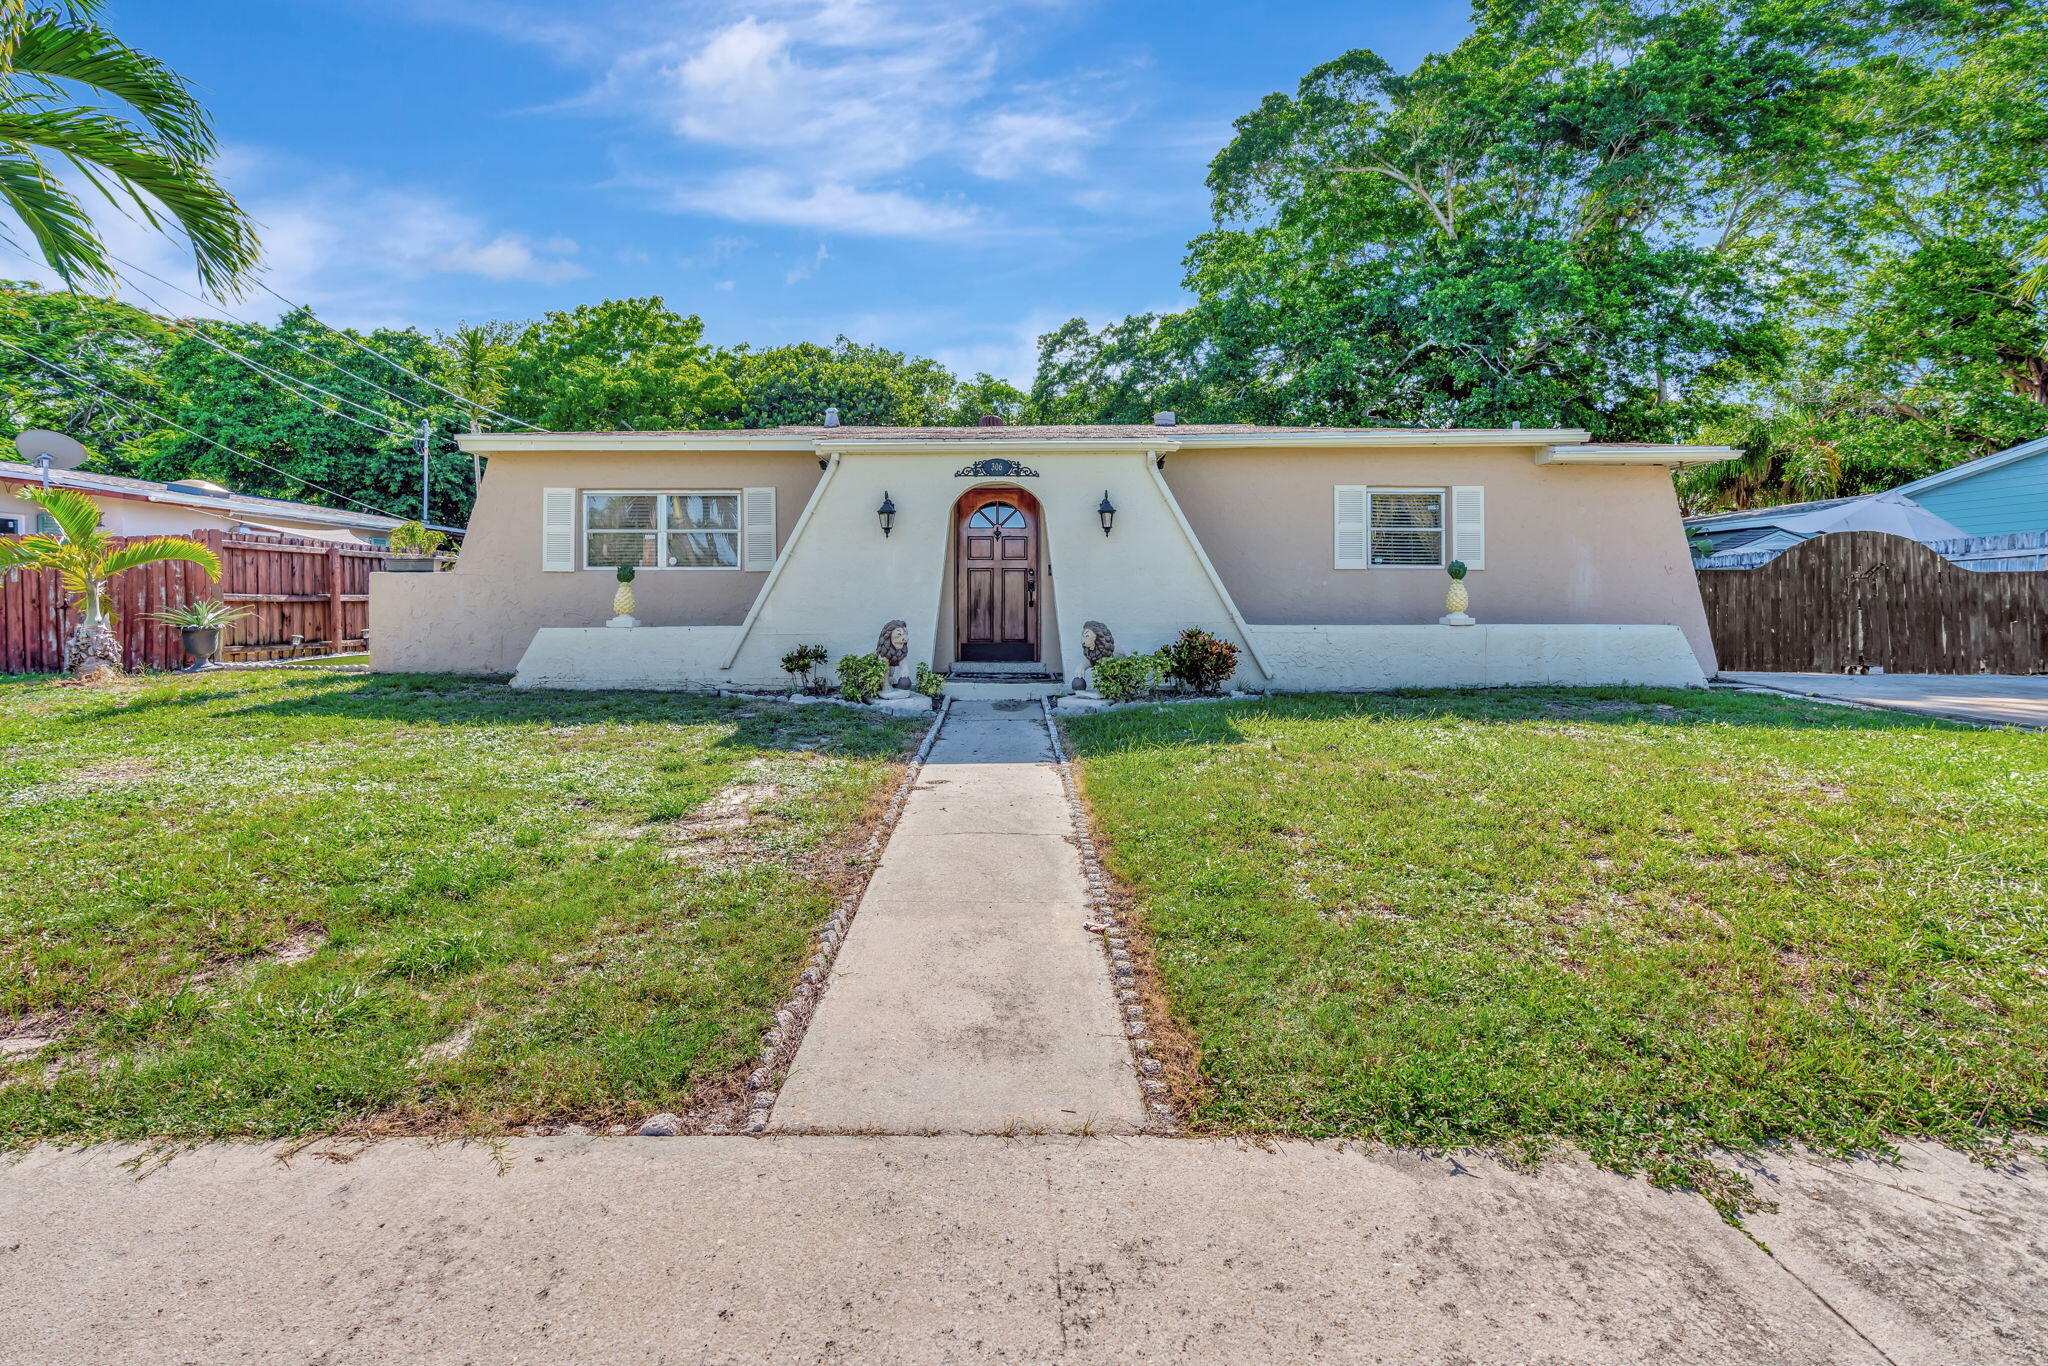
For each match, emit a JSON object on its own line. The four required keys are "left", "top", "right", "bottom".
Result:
{"left": 914, "top": 662, "right": 945, "bottom": 703}
{"left": 1093, "top": 652, "right": 1164, "bottom": 703}
{"left": 1159, "top": 627, "right": 1239, "bottom": 694}
{"left": 837, "top": 652, "right": 889, "bottom": 703}
{"left": 388, "top": 521, "right": 446, "bottom": 557}
{"left": 781, "top": 643, "right": 829, "bottom": 693}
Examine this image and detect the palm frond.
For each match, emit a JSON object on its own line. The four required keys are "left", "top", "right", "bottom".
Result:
{"left": 98, "top": 535, "right": 219, "bottom": 581}
{"left": 14, "top": 484, "right": 104, "bottom": 544}
{"left": 6, "top": 15, "right": 212, "bottom": 158}
{"left": 0, "top": 532, "right": 62, "bottom": 572}
{"left": 0, "top": 107, "right": 258, "bottom": 294}
{"left": 0, "top": 147, "right": 105, "bottom": 286}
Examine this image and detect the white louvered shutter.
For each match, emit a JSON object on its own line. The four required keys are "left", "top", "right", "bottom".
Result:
{"left": 742, "top": 486, "right": 777, "bottom": 571}
{"left": 541, "top": 487, "right": 576, "bottom": 571}
{"left": 1449, "top": 485, "right": 1485, "bottom": 570}
{"left": 1334, "top": 485, "right": 1369, "bottom": 569}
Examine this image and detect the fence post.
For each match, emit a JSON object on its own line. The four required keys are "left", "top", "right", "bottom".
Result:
{"left": 327, "top": 542, "right": 345, "bottom": 652}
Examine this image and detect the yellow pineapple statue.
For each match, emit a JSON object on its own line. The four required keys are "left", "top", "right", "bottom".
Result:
{"left": 607, "top": 565, "right": 639, "bottom": 628}
{"left": 1440, "top": 560, "right": 1474, "bottom": 626}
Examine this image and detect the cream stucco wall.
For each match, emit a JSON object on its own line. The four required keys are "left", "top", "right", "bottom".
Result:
{"left": 1162, "top": 446, "right": 1717, "bottom": 671}
{"left": 371, "top": 435, "right": 1718, "bottom": 684}
{"left": 371, "top": 446, "right": 822, "bottom": 673}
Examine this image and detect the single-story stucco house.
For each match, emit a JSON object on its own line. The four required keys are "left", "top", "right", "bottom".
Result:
{"left": 369, "top": 417, "right": 1738, "bottom": 694}
{"left": 0, "top": 459, "right": 414, "bottom": 545}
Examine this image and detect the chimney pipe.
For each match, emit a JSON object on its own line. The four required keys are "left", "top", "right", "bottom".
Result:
{"left": 823, "top": 406, "right": 840, "bottom": 429}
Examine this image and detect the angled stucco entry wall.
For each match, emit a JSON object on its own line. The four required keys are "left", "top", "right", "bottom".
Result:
{"left": 719, "top": 446, "right": 1265, "bottom": 686}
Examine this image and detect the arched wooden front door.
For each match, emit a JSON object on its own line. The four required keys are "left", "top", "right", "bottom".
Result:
{"left": 955, "top": 487, "right": 1040, "bottom": 662}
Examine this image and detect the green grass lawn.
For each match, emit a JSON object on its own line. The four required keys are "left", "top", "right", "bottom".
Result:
{"left": 1065, "top": 687, "right": 2048, "bottom": 1212}
{"left": 0, "top": 670, "right": 924, "bottom": 1144}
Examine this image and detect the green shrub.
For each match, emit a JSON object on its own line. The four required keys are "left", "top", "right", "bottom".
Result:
{"left": 837, "top": 652, "right": 888, "bottom": 703}
{"left": 913, "top": 662, "right": 945, "bottom": 702}
{"left": 1159, "top": 627, "right": 1239, "bottom": 694}
{"left": 781, "top": 643, "right": 829, "bottom": 693}
{"left": 388, "top": 521, "right": 446, "bottom": 558}
{"left": 1092, "top": 652, "right": 1164, "bottom": 703}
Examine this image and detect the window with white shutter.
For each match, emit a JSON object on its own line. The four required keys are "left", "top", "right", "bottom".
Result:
{"left": 1368, "top": 489, "right": 1445, "bottom": 567}
{"left": 742, "top": 486, "right": 777, "bottom": 570}
{"left": 1334, "top": 485, "right": 1369, "bottom": 569}
{"left": 540, "top": 487, "right": 576, "bottom": 571}
{"left": 1449, "top": 485, "right": 1485, "bottom": 570}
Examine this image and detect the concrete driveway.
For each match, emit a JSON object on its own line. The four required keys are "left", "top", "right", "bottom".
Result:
{"left": 3, "top": 1136, "right": 2045, "bottom": 1365}
{"left": 1721, "top": 672, "right": 2048, "bottom": 729}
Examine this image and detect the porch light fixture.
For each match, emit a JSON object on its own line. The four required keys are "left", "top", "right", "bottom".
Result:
{"left": 877, "top": 491, "right": 897, "bottom": 537}
{"left": 1097, "top": 491, "right": 1117, "bottom": 537}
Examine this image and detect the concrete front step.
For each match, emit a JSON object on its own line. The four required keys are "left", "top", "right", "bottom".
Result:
{"left": 941, "top": 679, "right": 1068, "bottom": 700}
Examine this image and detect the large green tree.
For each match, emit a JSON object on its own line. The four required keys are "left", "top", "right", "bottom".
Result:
{"left": 722, "top": 336, "right": 966, "bottom": 428}
{"left": 503, "top": 298, "right": 738, "bottom": 432}
{"left": 1, "top": 1, "right": 258, "bottom": 293}
{"left": 0, "top": 277, "right": 172, "bottom": 452}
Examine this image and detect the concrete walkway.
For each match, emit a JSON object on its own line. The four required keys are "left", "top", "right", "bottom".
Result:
{"left": 1722, "top": 672, "right": 2048, "bottom": 729}
{"left": 4, "top": 1136, "right": 2044, "bottom": 1365}
{"left": 770, "top": 699, "right": 1145, "bottom": 1134}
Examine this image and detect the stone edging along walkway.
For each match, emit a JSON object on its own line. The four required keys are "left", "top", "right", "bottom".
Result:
{"left": 1042, "top": 697, "right": 1177, "bottom": 1128}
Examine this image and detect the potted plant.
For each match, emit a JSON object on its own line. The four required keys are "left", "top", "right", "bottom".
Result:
{"left": 781, "top": 643, "right": 830, "bottom": 695}
{"left": 144, "top": 599, "right": 251, "bottom": 671}
{"left": 381, "top": 520, "right": 445, "bottom": 571}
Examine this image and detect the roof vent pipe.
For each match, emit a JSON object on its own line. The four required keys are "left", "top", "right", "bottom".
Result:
{"left": 1153, "top": 410, "right": 1176, "bottom": 427}
{"left": 978, "top": 414, "right": 1004, "bottom": 427}
{"left": 823, "top": 406, "right": 840, "bottom": 429}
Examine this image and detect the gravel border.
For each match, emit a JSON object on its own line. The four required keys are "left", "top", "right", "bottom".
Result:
{"left": 1042, "top": 696, "right": 1179, "bottom": 1132}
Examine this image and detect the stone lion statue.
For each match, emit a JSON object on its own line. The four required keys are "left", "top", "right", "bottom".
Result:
{"left": 1080, "top": 620, "right": 1115, "bottom": 665}
{"left": 876, "top": 619, "right": 910, "bottom": 665}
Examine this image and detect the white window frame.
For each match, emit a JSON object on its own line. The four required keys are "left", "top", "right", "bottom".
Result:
{"left": 582, "top": 489, "right": 744, "bottom": 572}
{"left": 1366, "top": 487, "right": 1447, "bottom": 569}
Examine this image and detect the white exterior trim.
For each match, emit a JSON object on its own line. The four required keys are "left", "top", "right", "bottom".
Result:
{"left": 1145, "top": 453, "right": 1272, "bottom": 682}
{"left": 455, "top": 428, "right": 1601, "bottom": 456}
{"left": 722, "top": 453, "right": 839, "bottom": 669}
{"left": 1537, "top": 444, "right": 1741, "bottom": 466}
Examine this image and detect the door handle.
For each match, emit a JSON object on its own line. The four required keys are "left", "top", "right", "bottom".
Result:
{"left": 1025, "top": 569, "right": 1038, "bottom": 605}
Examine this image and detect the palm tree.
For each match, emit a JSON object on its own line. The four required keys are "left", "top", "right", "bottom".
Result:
{"left": 437, "top": 321, "right": 514, "bottom": 488}
{"left": 0, "top": 484, "right": 220, "bottom": 678}
{"left": 1, "top": 2, "right": 259, "bottom": 295}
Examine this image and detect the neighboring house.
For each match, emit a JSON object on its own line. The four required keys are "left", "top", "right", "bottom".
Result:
{"left": 1687, "top": 492, "right": 1970, "bottom": 566}
{"left": 1686, "top": 432, "right": 2048, "bottom": 571}
{"left": 373, "top": 419, "right": 1735, "bottom": 693}
{"left": 0, "top": 461, "right": 412, "bottom": 545}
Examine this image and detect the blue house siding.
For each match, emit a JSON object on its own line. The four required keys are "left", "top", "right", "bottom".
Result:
{"left": 1905, "top": 444, "right": 2048, "bottom": 536}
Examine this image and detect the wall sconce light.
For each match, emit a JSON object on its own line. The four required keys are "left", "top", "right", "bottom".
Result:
{"left": 1097, "top": 491, "right": 1117, "bottom": 537}
{"left": 877, "top": 491, "right": 897, "bottom": 537}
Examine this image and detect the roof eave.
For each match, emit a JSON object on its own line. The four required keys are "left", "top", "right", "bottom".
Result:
{"left": 1538, "top": 444, "right": 1742, "bottom": 467}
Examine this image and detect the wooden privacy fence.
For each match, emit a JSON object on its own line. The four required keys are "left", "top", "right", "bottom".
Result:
{"left": 1699, "top": 531, "right": 2048, "bottom": 674}
{"left": 1, "top": 529, "right": 388, "bottom": 674}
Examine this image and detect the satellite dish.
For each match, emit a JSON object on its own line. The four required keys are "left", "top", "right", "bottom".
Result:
{"left": 14, "top": 430, "right": 92, "bottom": 471}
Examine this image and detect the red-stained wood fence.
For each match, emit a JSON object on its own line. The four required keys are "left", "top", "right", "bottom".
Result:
{"left": 1698, "top": 531, "right": 2048, "bottom": 674}
{"left": 0, "top": 530, "right": 392, "bottom": 674}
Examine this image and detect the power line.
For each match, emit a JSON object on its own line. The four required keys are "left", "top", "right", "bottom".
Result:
{"left": 0, "top": 332, "right": 413, "bottom": 522}
{"left": 104, "top": 250, "right": 449, "bottom": 418}
{"left": 251, "top": 278, "right": 542, "bottom": 431}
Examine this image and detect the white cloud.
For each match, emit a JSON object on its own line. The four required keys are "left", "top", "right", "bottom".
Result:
{"left": 785, "top": 240, "right": 829, "bottom": 284}
{"left": 461, "top": 0, "right": 1125, "bottom": 239}
{"left": 666, "top": 169, "right": 981, "bottom": 239}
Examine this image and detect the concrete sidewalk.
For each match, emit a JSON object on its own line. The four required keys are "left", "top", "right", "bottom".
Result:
{"left": 769, "top": 699, "right": 1144, "bottom": 1134}
{"left": 1722, "top": 672, "right": 2048, "bottom": 729}
{"left": 3, "top": 1136, "right": 2043, "bottom": 1365}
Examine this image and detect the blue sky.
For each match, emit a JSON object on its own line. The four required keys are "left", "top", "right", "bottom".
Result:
{"left": 95, "top": 0, "right": 1474, "bottom": 383}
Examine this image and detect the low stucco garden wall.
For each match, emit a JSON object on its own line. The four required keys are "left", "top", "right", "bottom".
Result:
{"left": 1247, "top": 624, "right": 1707, "bottom": 691}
